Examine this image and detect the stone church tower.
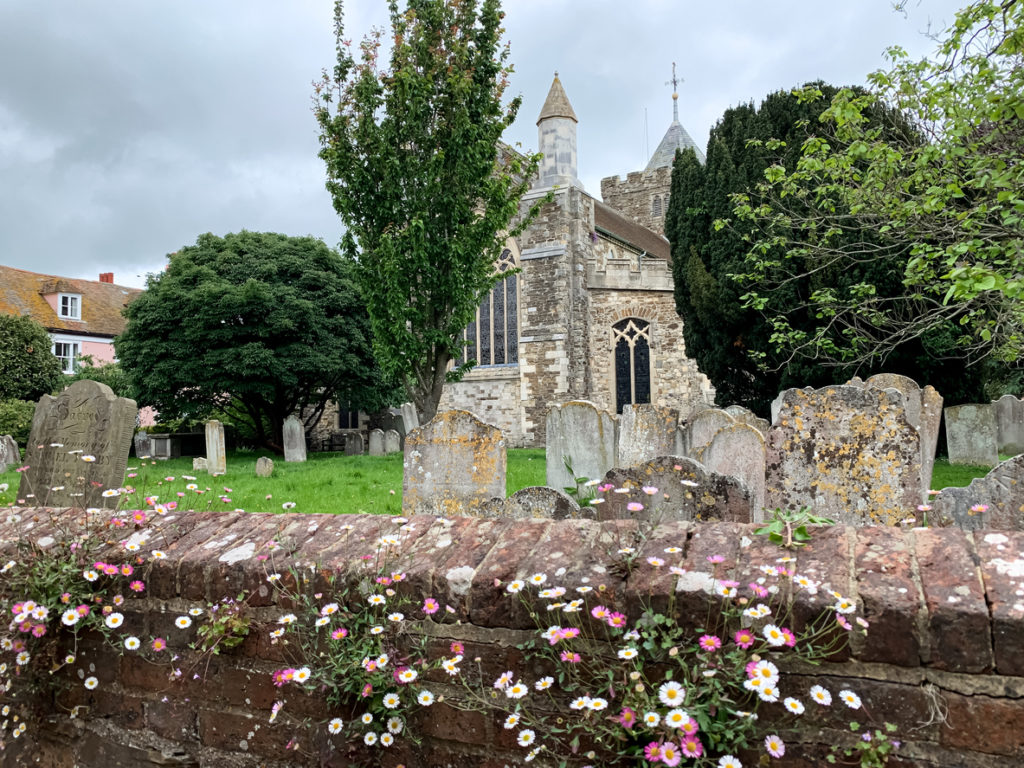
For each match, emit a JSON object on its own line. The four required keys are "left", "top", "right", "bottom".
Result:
{"left": 437, "top": 73, "right": 714, "bottom": 447}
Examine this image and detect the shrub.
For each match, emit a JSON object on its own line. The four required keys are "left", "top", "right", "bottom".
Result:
{"left": 0, "top": 398, "right": 34, "bottom": 449}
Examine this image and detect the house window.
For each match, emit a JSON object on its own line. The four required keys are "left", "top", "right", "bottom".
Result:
{"left": 53, "top": 341, "right": 81, "bottom": 374}
{"left": 652, "top": 195, "right": 663, "bottom": 217}
{"left": 461, "top": 248, "right": 518, "bottom": 367}
{"left": 58, "top": 293, "right": 81, "bottom": 320}
{"left": 613, "top": 318, "right": 651, "bottom": 414}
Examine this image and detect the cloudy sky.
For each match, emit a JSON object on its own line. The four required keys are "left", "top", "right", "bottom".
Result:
{"left": 1, "top": 1, "right": 965, "bottom": 289}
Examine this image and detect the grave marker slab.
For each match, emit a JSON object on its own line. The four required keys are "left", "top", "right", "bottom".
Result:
{"left": 344, "top": 432, "right": 364, "bottom": 456}
{"left": 255, "top": 456, "right": 274, "bottom": 478}
{"left": 133, "top": 431, "right": 152, "bottom": 459}
{"left": 479, "top": 486, "right": 584, "bottom": 520}
{"left": 368, "top": 428, "right": 385, "bottom": 456}
{"left": 723, "top": 405, "right": 770, "bottom": 435}
{"left": 193, "top": 457, "right": 207, "bottom": 472}
{"left": 17, "top": 380, "right": 136, "bottom": 509}
{"left": 931, "top": 454, "right": 1024, "bottom": 530}
{"left": 0, "top": 434, "right": 19, "bottom": 474}
{"left": 401, "top": 402, "right": 420, "bottom": 433}
{"left": 945, "top": 404, "right": 998, "bottom": 467}
{"left": 994, "top": 394, "right": 1024, "bottom": 457}
{"left": 618, "top": 404, "right": 679, "bottom": 469}
{"left": 205, "top": 420, "right": 226, "bottom": 474}
{"left": 403, "top": 409, "right": 506, "bottom": 516}
{"left": 546, "top": 401, "right": 618, "bottom": 492}
{"left": 702, "top": 423, "right": 767, "bottom": 520}
{"left": 676, "top": 408, "right": 735, "bottom": 460}
{"left": 282, "top": 415, "right": 307, "bottom": 463}
{"left": 384, "top": 429, "right": 401, "bottom": 454}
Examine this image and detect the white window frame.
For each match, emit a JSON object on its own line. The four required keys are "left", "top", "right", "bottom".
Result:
{"left": 52, "top": 339, "right": 81, "bottom": 374}
{"left": 58, "top": 292, "right": 82, "bottom": 320}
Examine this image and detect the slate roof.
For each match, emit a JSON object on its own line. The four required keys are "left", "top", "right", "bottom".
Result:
{"left": 646, "top": 118, "right": 706, "bottom": 169}
{"left": 0, "top": 265, "right": 141, "bottom": 338}
{"left": 594, "top": 199, "right": 671, "bottom": 261}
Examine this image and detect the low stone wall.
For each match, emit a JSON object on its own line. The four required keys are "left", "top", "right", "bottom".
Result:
{"left": 1, "top": 510, "right": 1022, "bottom": 767}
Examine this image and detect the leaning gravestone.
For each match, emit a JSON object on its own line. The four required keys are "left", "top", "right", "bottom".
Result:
{"left": 478, "top": 486, "right": 584, "bottom": 521}
{"left": 546, "top": 401, "right": 618, "bottom": 492}
{"left": 17, "top": 380, "right": 136, "bottom": 509}
{"left": 994, "top": 394, "right": 1024, "bottom": 457}
{"left": 618, "top": 404, "right": 679, "bottom": 469}
{"left": 205, "top": 419, "right": 226, "bottom": 474}
{"left": 596, "top": 456, "right": 753, "bottom": 524}
{"left": 383, "top": 429, "right": 401, "bottom": 454}
{"left": 255, "top": 456, "right": 274, "bottom": 477}
{"left": 723, "top": 405, "right": 770, "bottom": 436}
{"left": 403, "top": 409, "right": 506, "bottom": 516}
{"left": 368, "top": 428, "right": 385, "bottom": 456}
{"left": 702, "top": 423, "right": 767, "bottom": 521}
{"left": 0, "top": 434, "right": 19, "bottom": 474}
{"left": 344, "top": 432, "right": 364, "bottom": 456}
{"left": 282, "top": 415, "right": 307, "bottom": 463}
{"left": 765, "top": 385, "right": 922, "bottom": 525}
{"left": 930, "top": 454, "right": 1024, "bottom": 530}
{"left": 676, "top": 408, "right": 735, "bottom": 460}
{"left": 945, "top": 404, "right": 998, "bottom": 467}
{"left": 400, "top": 402, "right": 420, "bottom": 433}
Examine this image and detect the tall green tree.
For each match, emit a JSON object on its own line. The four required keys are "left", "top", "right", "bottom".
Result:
{"left": 735, "top": 1, "right": 1024, "bottom": 385}
{"left": 116, "top": 232, "right": 391, "bottom": 452}
{"left": 314, "top": 0, "right": 542, "bottom": 422}
{"left": 0, "top": 314, "right": 61, "bottom": 402}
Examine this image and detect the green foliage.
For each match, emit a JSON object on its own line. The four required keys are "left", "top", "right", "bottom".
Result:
{"left": 315, "top": 0, "right": 543, "bottom": 422}
{"left": 116, "top": 231, "right": 395, "bottom": 452}
{"left": 0, "top": 399, "right": 34, "bottom": 448}
{"left": 736, "top": 1, "right": 1024, "bottom": 379}
{"left": 194, "top": 595, "right": 251, "bottom": 654}
{"left": 0, "top": 314, "right": 61, "bottom": 402}
{"left": 754, "top": 507, "right": 836, "bottom": 548}
{"left": 826, "top": 721, "right": 900, "bottom": 767}
{"left": 63, "top": 357, "right": 135, "bottom": 401}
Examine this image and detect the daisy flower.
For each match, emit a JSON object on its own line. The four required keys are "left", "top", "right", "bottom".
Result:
{"left": 528, "top": 573, "right": 547, "bottom": 586}
{"left": 105, "top": 613, "right": 124, "bottom": 629}
{"left": 661, "top": 741, "right": 683, "bottom": 766}
{"left": 765, "top": 734, "right": 785, "bottom": 758}
{"left": 589, "top": 697, "right": 608, "bottom": 711}
{"left": 664, "top": 709, "right": 690, "bottom": 728}
{"left": 396, "top": 667, "right": 417, "bottom": 684}
{"left": 718, "top": 755, "right": 742, "bottom": 768}
{"left": 152, "top": 637, "right": 167, "bottom": 652}
{"left": 84, "top": 677, "right": 98, "bottom": 690}
{"left": 124, "top": 636, "right": 140, "bottom": 650}
{"left": 382, "top": 693, "right": 400, "bottom": 709}
{"left": 422, "top": 598, "right": 439, "bottom": 614}
{"left": 784, "top": 697, "right": 805, "bottom": 715}
{"left": 504, "top": 713, "right": 520, "bottom": 730}
{"left": 517, "top": 729, "right": 536, "bottom": 747}
{"left": 327, "top": 718, "right": 343, "bottom": 734}
{"left": 810, "top": 685, "right": 832, "bottom": 706}
{"left": 293, "top": 667, "right": 311, "bottom": 683}
{"left": 506, "top": 580, "right": 525, "bottom": 593}
{"left": 618, "top": 647, "right": 638, "bottom": 660}
{"left": 839, "top": 689, "right": 862, "bottom": 709}
{"left": 361, "top": 712, "right": 374, "bottom": 725}
{"left": 61, "top": 609, "right": 80, "bottom": 626}
{"left": 681, "top": 736, "right": 704, "bottom": 759}
{"left": 363, "top": 732, "right": 377, "bottom": 746}
{"left": 367, "top": 594, "right": 386, "bottom": 606}
{"left": 698, "top": 634, "right": 721, "bottom": 652}
{"left": 278, "top": 613, "right": 297, "bottom": 625}
{"left": 175, "top": 616, "right": 192, "bottom": 629}
{"left": 658, "top": 680, "right": 686, "bottom": 707}
{"left": 387, "top": 717, "right": 403, "bottom": 734}
{"left": 83, "top": 570, "right": 99, "bottom": 582}
{"left": 506, "top": 681, "right": 529, "bottom": 699}
{"left": 534, "top": 676, "right": 553, "bottom": 691}
{"left": 758, "top": 684, "right": 780, "bottom": 703}
{"left": 762, "top": 624, "right": 787, "bottom": 646}
{"left": 417, "top": 690, "right": 435, "bottom": 706}
{"left": 380, "top": 733, "right": 394, "bottom": 747}
{"left": 644, "top": 711, "right": 661, "bottom": 727}
{"left": 388, "top": 612, "right": 404, "bottom": 622}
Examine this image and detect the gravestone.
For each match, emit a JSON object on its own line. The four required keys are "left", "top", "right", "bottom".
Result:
{"left": 381, "top": 410, "right": 407, "bottom": 448}
{"left": 204, "top": 419, "right": 226, "bottom": 474}
{"left": 930, "top": 454, "right": 1024, "bottom": 530}
{"left": 618, "top": 404, "right": 679, "bottom": 469}
{"left": 596, "top": 456, "right": 753, "bottom": 524}
{"left": 546, "top": 401, "right": 618, "bottom": 492}
{"left": 193, "top": 457, "right": 207, "bottom": 472}
{"left": 400, "top": 402, "right": 420, "bottom": 433}
{"left": 702, "top": 423, "right": 767, "bottom": 520}
{"left": 255, "top": 456, "right": 274, "bottom": 478}
{"left": 17, "top": 380, "right": 136, "bottom": 509}
{"left": 479, "top": 486, "right": 584, "bottom": 520}
{"left": 723, "top": 405, "right": 770, "bottom": 435}
{"left": 676, "top": 408, "right": 735, "bottom": 460}
{"left": 945, "top": 404, "right": 998, "bottom": 467}
{"left": 765, "top": 385, "right": 923, "bottom": 525}
{"left": 133, "top": 431, "right": 152, "bottom": 459}
{"left": 282, "top": 415, "right": 307, "bottom": 463}
{"left": 403, "top": 409, "right": 506, "bottom": 516}
{"left": 0, "top": 434, "right": 19, "bottom": 474}
{"left": 344, "top": 432, "right": 364, "bottom": 456}
{"left": 384, "top": 429, "right": 401, "bottom": 454}
{"left": 368, "top": 428, "right": 385, "bottom": 456}
{"left": 994, "top": 394, "right": 1024, "bottom": 457}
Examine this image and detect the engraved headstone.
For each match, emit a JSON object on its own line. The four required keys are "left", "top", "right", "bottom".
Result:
{"left": 766, "top": 385, "right": 923, "bottom": 525}
{"left": 546, "top": 401, "right": 618, "bottom": 492}
{"left": 994, "top": 394, "right": 1024, "bottom": 457}
{"left": 945, "top": 404, "right": 998, "bottom": 467}
{"left": 17, "top": 380, "right": 137, "bottom": 509}
{"left": 0, "top": 434, "right": 20, "bottom": 474}
{"left": 618, "top": 404, "right": 679, "bottom": 469}
{"left": 479, "top": 486, "right": 585, "bottom": 520}
{"left": 193, "top": 457, "right": 207, "bottom": 472}
{"left": 403, "top": 409, "right": 506, "bottom": 516}
{"left": 702, "top": 423, "right": 767, "bottom": 520}
{"left": 133, "top": 431, "right": 152, "bottom": 459}
{"left": 384, "top": 429, "right": 401, "bottom": 454}
{"left": 255, "top": 456, "right": 274, "bottom": 478}
{"left": 344, "top": 431, "right": 364, "bottom": 455}
{"left": 676, "top": 408, "right": 735, "bottom": 460}
{"left": 723, "top": 405, "right": 770, "bottom": 435}
{"left": 205, "top": 419, "right": 226, "bottom": 474}
{"left": 596, "top": 456, "right": 753, "bottom": 524}
{"left": 368, "top": 428, "right": 385, "bottom": 456}
{"left": 400, "top": 402, "right": 420, "bottom": 433}
{"left": 931, "top": 454, "right": 1024, "bottom": 530}
{"left": 282, "top": 415, "right": 307, "bottom": 463}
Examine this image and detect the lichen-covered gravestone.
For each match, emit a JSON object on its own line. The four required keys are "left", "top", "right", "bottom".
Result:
{"left": 282, "top": 415, "right": 307, "bottom": 462}
{"left": 17, "top": 380, "right": 136, "bottom": 509}
{"left": 596, "top": 456, "right": 752, "bottom": 524}
{"left": 618, "top": 404, "right": 679, "bottom": 469}
{"left": 723, "top": 405, "right": 770, "bottom": 435}
{"left": 676, "top": 408, "right": 735, "bottom": 460}
{"left": 945, "top": 404, "right": 998, "bottom": 467}
{"left": 546, "top": 401, "right": 617, "bottom": 492}
{"left": 403, "top": 409, "right": 506, "bottom": 516}
{"left": 479, "top": 486, "right": 584, "bottom": 520}
{"left": 344, "top": 432, "right": 364, "bottom": 455}
{"left": 205, "top": 419, "right": 226, "bottom": 474}
{"left": 701, "top": 423, "right": 767, "bottom": 520}
{"left": 0, "top": 434, "right": 19, "bottom": 474}
{"left": 255, "top": 456, "right": 274, "bottom": 478}
{"left": 368, "top": 429, "right": 385, "bottom": 457}
{"left": 994, "top": 395, "right": 1024, "bottom": 457}
{"left": 765, "top": 385, "right": 922, "bottom": 525}
{"left": 383, "top": 429, "right": 401, "bottom": 454}
{"left": 930, "top": 454, "right": 1024, "bottom": 530}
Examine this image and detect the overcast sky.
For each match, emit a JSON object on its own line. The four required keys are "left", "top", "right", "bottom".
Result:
{"left": 0, "top": 1, "right": 965, "bottom": 289}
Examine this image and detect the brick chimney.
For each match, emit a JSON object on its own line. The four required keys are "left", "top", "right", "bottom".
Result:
{"left": 99, "top": 272, "right": 114, "bottom": 283}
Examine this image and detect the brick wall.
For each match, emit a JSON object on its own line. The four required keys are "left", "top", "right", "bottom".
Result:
{"left": 3, "top": 509, "right": 1023, "bottom": 767}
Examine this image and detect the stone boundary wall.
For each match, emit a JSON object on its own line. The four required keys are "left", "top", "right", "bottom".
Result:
{"left": 2, "top": 510, "right": 1023, "bottom": 767}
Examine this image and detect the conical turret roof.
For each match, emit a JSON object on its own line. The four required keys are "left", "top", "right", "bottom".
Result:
{"left": 537, "top": 73, "right": 577, "bottom": 125}
{"left": 646, "top": 93, "right": 705, "bottom": 168}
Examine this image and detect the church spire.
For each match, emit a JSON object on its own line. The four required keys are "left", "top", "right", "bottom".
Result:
{"left": 666, "top": 62, "right": 681, "bottom": 123}
{"left": 646, "top": 63, "right": 704, "bottom": 169}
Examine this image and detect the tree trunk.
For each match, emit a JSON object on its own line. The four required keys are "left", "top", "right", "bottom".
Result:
{"left": 413, "top": 349, "right": 451, "bottom": 425}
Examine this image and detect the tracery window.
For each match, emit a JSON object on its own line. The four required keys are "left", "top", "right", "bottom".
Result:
{"left": 613, "top": 318, "right": 651, "bottom": 413}
{"left": 460, "top": 248, "right": 518, "bottom": 367}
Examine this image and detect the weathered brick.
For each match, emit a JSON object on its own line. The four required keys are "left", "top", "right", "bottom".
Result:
{"left": 974, "top": 529, "right": 1024, "bottom": 677}
{"left": 942, "top": 692, "right": 1024, "bottom": 757}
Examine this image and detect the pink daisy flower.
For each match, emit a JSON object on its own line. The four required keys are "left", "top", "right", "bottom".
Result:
{"left": 680, "top": 736, "right": 704, "bottom": 758}
{"left": 698, "top": 634, "right": 721, "bottom": 652}
{"left": 422, "top": 598, "right": 439, "bottom": 615}
{"left": 733, "top": 629, "right": 755, "bottom": 649}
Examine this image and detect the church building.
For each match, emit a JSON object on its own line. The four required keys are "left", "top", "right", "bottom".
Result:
{"left": 439, "top": 74, "right": 714, "bottom": 446}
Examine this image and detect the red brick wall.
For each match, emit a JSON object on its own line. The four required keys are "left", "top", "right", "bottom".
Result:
{"left": 2, "top": 510, "right": 1023, "bottom": 767}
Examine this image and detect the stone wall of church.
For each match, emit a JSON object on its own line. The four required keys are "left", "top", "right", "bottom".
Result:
{"left": 438, "top": 367, "right": 523, "bottom": 445}
{"left": 600, "top": 167, "right": 672, "bottom": 234}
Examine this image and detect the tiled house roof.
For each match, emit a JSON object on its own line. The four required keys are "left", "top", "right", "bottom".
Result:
{"left": 594, "top": 199, "right": 671, "bottom": 260}
{"left": 0, "top": 265, "right": 141, "bottom": 339}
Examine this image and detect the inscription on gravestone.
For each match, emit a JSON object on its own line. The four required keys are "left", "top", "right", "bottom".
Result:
{"left": 18, "top": 380, "right": 136, "bottom": 509}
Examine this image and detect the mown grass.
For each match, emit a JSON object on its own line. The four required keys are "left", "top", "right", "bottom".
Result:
{"left": 930, "top": 457, "right": 1002, "bottom": 491}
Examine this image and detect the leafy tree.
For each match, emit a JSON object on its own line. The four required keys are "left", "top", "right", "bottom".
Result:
{"left": 314, "top": 0, "right": 542, "bottom": 422}
{"left": 0, "top": 314, "right": 62, "bottom": 402}
{"left": 116, "top": 232, "right": 392, "bottom": 452}
{"left": 734, "top": 1, "right": 1024, "bottom": 384}
{"left": 64, "top": 357, "right": 135, "bottom": 401}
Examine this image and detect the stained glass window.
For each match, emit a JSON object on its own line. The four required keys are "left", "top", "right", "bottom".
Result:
{"left": 460, "top": 247, "right": 519, "bottom": 367}
{"left": 613, "top": 318, "right": 652, "bottom": 413}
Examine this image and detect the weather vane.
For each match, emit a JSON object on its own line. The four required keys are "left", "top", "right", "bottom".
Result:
{"left": 666, "top": 62, "right": 682, "bottom": 121}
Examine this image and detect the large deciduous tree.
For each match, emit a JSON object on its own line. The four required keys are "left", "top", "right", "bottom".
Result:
{"left": 314, "top": 0, "right": 542, "bottom": 422}
{"left": 734, "top": 1, "right": 1024, "bottom": 385}
{"left": 116, "top": 232, "right": 389, "bottom": 452}
{"left": 0, "top": 314, "right": 61, "bottom": 402}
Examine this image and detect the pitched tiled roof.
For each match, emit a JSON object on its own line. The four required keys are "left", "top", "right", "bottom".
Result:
{"left": 593, "top": 199, "right": 671, "bottom": 261}
{"left": 0, "top": 265, "right": 141, "bottom": 338}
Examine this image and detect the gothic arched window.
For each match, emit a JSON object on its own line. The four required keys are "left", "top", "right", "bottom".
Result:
{"left": 613, "top": 318, "right": 651, "bottom": 413}
{"left": 461, "top": 248, "right": 518, "bottom": 367}
{"left": 652, "top": 195, "right": 663, "bottom": 217}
